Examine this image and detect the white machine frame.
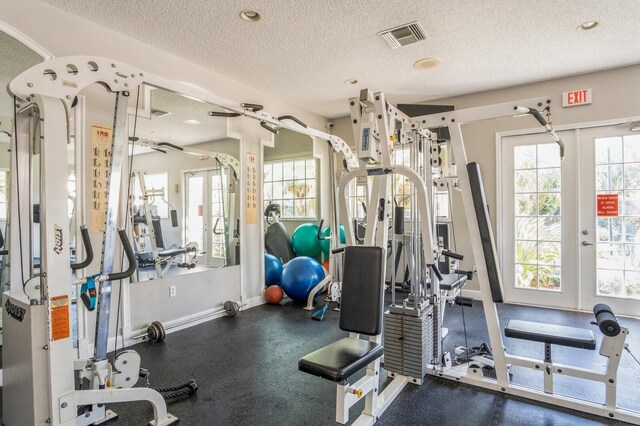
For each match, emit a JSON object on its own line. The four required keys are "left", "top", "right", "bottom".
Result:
{"left": 405, "top": 98, "right": 640, "bottom": 424}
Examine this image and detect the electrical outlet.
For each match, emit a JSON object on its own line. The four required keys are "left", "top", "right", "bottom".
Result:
{"left": 169, "top": 286, "right": 177, "bottom": 297}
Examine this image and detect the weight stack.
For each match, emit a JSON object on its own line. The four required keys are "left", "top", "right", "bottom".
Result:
{"left": 383, "top": 305, "right": 434, "bottom": 381}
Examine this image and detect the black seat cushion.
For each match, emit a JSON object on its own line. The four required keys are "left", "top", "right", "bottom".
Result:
{"left": 505, "top": 319, "right": 596, "bottom": 350}
{"left": 426, "top": 273, "right": 467, "bottom": 291}
{"left": 298, "top": 337, "right": 383, "bottom": 382}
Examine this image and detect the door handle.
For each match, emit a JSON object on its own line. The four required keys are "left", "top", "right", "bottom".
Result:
{"left": 581, "top": 241, "right": 594, "bottom": 246}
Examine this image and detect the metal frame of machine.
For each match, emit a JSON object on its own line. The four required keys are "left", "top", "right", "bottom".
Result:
{"left": 347, "top": 90, "right": 638, "bottom": 424}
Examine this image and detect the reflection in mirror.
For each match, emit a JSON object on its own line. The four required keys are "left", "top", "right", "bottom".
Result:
{"left": 263, "top": 129, "right": 317, "bottom": 261}
{"left": 0, "top": 30, "right": 46, "bottom": 346}
{"left": 128, "top": 85, "right": 240, "bottom": 282}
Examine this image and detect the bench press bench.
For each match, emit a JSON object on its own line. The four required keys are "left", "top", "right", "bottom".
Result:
{"left": 503, "top": 304, "right": 624, "bottom": 396}
{"left": 299, "top": 246, "right": 407, "bottom": 424}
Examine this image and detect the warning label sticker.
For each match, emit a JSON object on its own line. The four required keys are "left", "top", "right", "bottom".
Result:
{"left": 597, "top": 193, "right": 619, "bottom": 217}
{"left": 50, "top": 295, "right": 70, "bottom": 341}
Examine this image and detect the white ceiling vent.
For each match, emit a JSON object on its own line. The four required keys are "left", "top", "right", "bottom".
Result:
{"left": 151, "top": 108, "right": 171, "bottom": 118}
{"left": 379, "top": 21, "right": 428, "bottom": 49}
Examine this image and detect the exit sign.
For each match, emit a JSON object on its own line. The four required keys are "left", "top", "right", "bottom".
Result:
{"left": 563, "top": 89, "right": 592, "bottom": 107}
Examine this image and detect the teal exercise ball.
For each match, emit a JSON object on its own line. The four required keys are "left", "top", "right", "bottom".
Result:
{"left": 320, "top": 225, "right": 346, "bottom": 257}
{"left": 280, "top": 256, "right": 326, "bottom": 302}
{"left": 291, "top": 223, "right": 321, "bottom": 257}
{"left": 264, "top": 253, "right": 283, "bottom": 286}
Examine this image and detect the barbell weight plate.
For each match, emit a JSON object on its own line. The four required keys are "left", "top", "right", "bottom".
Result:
{"left": 146, "top": 324, "right": 157, "bottom": 341}
{"left": 224, "top": 300, "right": 240, "bottom": 317}
{"left": 151, "top": 321, "right": 166, "bottom": 342}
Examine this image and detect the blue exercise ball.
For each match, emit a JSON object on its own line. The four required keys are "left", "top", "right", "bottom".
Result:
{"left": 281, "top": 256, "right": 326, "bottom": 302}
{"left": 264, "top": 253, "right": 283, "bottom": 286}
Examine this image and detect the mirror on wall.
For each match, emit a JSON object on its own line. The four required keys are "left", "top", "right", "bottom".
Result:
{"left": 263, "top": 129, "right": 320, "bottom": 262}
{"left": 128, "top": 85, "right": 240, "bottom": 282}
{"left": 0, "top": 30, "right": 47, "bottom": 346}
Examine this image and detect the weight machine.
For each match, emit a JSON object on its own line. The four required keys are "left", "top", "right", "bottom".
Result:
{"left": 299, "top": 88, "right": 639, "bottom": 425}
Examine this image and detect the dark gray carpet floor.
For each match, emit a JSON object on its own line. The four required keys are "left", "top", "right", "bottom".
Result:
{"left": 1, "top": 298, "right": 639, "bottom": 425}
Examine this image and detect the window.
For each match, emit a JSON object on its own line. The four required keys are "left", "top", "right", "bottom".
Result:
{"left": 513, "top": 143, "right": 562, "bottom": 291}
{"left": 391, "top": 145, "right": 449, "bottom": 220}
{"left": 133, "top": 172, "right": 169, "bottom": 218}
{"left": 264, "top": 159, "right": 317, "bottom": 219}
{"left": 349, "top": 180, "right": 368, "bottom": 221}
{"left": 595, "top": 135, "right": 640, "bottom": 299}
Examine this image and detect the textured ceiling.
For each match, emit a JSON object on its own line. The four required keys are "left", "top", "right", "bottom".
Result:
{"left": 0, "top": 30, "right": 43, "bottom": 134}
{"left": 29, "top": 1, "right": 640, "bottom": 117}
{"left": 130, "top": 86, "right": 228, "bottom": 147}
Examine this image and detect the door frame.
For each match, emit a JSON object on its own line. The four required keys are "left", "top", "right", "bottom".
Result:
{"left": 496, "top": 115, "right": 640, "bottom": 314}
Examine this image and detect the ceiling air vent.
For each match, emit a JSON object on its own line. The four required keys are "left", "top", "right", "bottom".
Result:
{"left": 151, "top": 108, "right": 171, "bottom": 118}
{"left": 379, "top": 21, "right": 427, "bottom": 49}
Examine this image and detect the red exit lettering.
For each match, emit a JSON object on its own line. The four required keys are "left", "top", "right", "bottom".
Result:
{"left": 563, "top": 88, "right": 592, "bottom": 107}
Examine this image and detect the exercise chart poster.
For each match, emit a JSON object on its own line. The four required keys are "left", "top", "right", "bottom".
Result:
{"left": 91, "top": 124, "right": 112, "bottom": 233}
{"left": 246, "top": 152, "right": 258, "bottom": 224}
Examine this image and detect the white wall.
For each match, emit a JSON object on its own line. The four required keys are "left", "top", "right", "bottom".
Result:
{"left": 0, "top": 0, "right": 329, "bottom": 347}
{"left": 333, "top": 65, "right": 640, "bottom": 291}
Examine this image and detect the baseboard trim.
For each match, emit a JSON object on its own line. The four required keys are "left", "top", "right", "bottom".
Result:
{"left": 460, "top": 289, "right": 482, "bottom": 300}
{"left": 88, "top": 296, "right": 267, "bottom": 353}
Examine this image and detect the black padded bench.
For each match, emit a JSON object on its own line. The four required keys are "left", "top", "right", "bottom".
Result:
{"left": 426, "top": 273, "right": 467, "bottom": 291}
{"left": 299, "top": 246, "right": 385, "bottom": 383}
{"left": 505, "top": 319, "right": 596, "bottom": 350}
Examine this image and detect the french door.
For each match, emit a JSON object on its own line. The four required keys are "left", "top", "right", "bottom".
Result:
{"left": 579, "top": 126, "right": 640, "bottom": 316}
{"left": 501, "top": 125, "right": 640, "bottom": 317}
{"left": 501, "top": 130, "right": 578, "bottom": 309}
{"left": 185, "top": 169, "right": 228, "bottom": 267}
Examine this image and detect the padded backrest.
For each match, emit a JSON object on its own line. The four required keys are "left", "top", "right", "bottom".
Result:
{"left": 265, "top": 222, "right": 295, "bottom": 263}
{"left": 339, "top": 246, "right": 384, "bottom": 335}
{"left": 467, "top": 162, "right": 504, "bottom": 303}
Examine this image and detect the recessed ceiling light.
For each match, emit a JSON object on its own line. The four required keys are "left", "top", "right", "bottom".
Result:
{"left": 578, "top": 20, "right": 599, "bottom": 30}
{"left": 344, "top": 79, "right": 358, "bottom": 85}
{"left": 240, "top": 10, "right": 261, "bottom": 22}
{"left": 183, "top": 119, "right": 201, "bottom": 125}
{"left": 413, "top": 57, "right": 442, "bottom": 70}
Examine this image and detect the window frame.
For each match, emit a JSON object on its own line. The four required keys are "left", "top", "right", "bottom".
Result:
{"left": 263, "top": 157, "right": 318, "bottom": 220}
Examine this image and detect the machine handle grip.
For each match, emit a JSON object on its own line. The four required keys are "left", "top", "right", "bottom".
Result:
{"left": 106, "top": 229, "right": 137, "bottom": 281}
{"left": 208, "top": 111, "right": 242, "bottom": 118}
{"left": 317, "top": 219, "right": 329, "bottom": 240}
{"left": 213, "top": 217, "right": 224, "bottom": 235}
{"left": 71, "top": 226, "right": 94, "bottom": 271}
{"left": 158, "top": 142, "right": 183, "bottom": 151}
{"left": 260, "top": 121, "right": 278, "bottom": 134}
{"left": 277, "top": 115, "right": 308, "bottom": 128}
{"left": 431, "top": 264, "right": 444, "bottom": 281}
{"left": 441, "top": 250, "right": 464, "bottom": 261}
{"left": 242, "top": 103, "right": 264, "bottom": 112}
{"left": 331, "top": 247, "right": 345, "bottom": 255}
{"left": 593, "top": 303, "right": 621, "bottom": 337}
